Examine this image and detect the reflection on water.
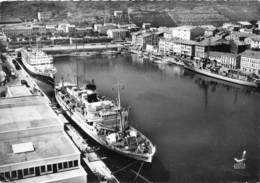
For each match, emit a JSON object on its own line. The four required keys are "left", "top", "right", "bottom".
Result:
{"left": 51, "top": 53, "right": 260, "bottom": 182}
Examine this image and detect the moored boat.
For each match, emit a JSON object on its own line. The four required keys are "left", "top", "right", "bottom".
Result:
{"left": 20, "top": 48, "right": 56, "bottom": 86}
{"left": 55, "top": 81, "right": 156, "bottom": 163}
{"left": 184, "top": 61, "right": 259, "bottom": 88}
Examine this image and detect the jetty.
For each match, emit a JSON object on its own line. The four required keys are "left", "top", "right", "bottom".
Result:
{"left": 65, "top": 124, "right": 119, "bottom": 183}
{"left": 41, "top": 43, "right": 124, "bottom": 52}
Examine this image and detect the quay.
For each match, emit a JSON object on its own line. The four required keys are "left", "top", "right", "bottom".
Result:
{"left": 0, "top": 54, "right": 87, "bottom": 182}
{"left": 41, "top": 43, "right": 124, "bottom": 52}
{"left": 65, "top": 124, "right": 119, "bottom": 183}
{"left": 0, "top": 52, "right": 117, "bottom": 182}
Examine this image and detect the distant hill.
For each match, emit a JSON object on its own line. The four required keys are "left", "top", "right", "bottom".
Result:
{"left": 1, "top": 1, "right": 260, "bottom": 27}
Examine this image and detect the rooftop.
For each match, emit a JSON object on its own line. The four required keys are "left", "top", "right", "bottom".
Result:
{"left": 0, "top": 94, "right": 79, "bottom": 166}
{"left": 6, "top": 85, "right": 32, "bottom": 97}
{"left": 231, "top": 31, "right": 252, "bottom": 38}
{"left": 171, "top": 25, "right": 198, "bottom": 31}
{"left": 0, "top": 96, "right": 59, "bottom": 133}
{"left": 248, "top": 35, "right": 260, "bottom": 42}
{"left": 0, "top": 131, "right": 77, "bottom": 166}
{"left": 237, "top": 21, "right": 252, "bottom": 26}
{"left": 208, "top": 51, "right": 238, "bottom": 58}
{"left": 162, "top": 37, "right": 197, "bottom": 45}
{"left": 0, "top": 17, "right": 22, "bottom": 24}
{"left": 2, "top": 24, "right": 32, "bottom": 30}
{"left": 240, "top": 49, "right": 260, "bottom": 59}
{"left": 200, "top": 25, "right": 216, "bottom": 30}
{"left": 107, "top": 28, "right": 128, "bottom": 32}
{"left": 198, "top": 37, "right": 228, "bottom": 46}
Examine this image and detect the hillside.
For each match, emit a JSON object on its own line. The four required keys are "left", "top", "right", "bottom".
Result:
{"left": 1, "top": 1, "right": 260, "bottom": 26}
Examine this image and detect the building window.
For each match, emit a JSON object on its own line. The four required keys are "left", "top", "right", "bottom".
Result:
{"left": 69, "top": 161, "right": 73, "bottom": 168}
{"left": 63, "top": 162, "right": 68, "bottom": 169}
{"left": 29, "top": 167, "right": 34, "bottom": 175}
{"left": 74, "top": 160, "right": 78, "bottom": 167}
{"left": 17, "top": 170, "right": 23, "bottom": 179}
{"left": 5, "top": 172, "right": 10, "bottom": 179}
{"left": 47, "top": 164, "right": 52, "bottom": 172}
{"left": 11, "top": 171, "right": 17, "bottom": 179}
{"left": 23, "top": 169, "right": 29, "bottom": 176}
{"left": 41, "top": 166, "right": 46, "bottom": 173}
{"left": 58, "top": 162, "right": 63, "bottom": 170}
{"left": 0, "top": 173, "right": 5, "bottom": 181}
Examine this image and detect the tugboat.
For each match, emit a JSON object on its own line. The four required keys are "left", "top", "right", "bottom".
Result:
{"left": 20, "top": 48, "right": 56, "bottom": 86}
{"left": 55, "top": 80, "right": 156, "bottom": 163}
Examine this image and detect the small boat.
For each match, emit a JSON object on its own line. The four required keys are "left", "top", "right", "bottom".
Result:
{"left": 101, "top": 50, "right": 119, "bottom": 55}
{"left": 71, "top": 52, "right": 98, "bottom": 57}
{"left": 55, "top": 81, "right": 156, "bottom": 163}
{"left": 165, "top": 57, "right": 184, "bottom": 66}
{"left": 20, "top": 48, "right": 56, "bottom": 86}
{"left": 184, "top": 61, "right": 259, "bottom": 88}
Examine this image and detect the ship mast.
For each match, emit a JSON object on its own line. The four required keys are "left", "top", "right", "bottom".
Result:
{"left": 114, "top": 80, "right": 124, "bottom": 131}
{"left": 116, "top": 80, "right": 122, "bottom": 109}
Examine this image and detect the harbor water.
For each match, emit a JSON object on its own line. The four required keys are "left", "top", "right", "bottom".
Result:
{"left": 40, "top": 53, "right": 260, "bottom": 182}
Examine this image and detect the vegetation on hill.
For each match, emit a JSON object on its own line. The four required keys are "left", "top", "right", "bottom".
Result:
{"left": 1, "top": 1, "right": 260, "bottom": 26}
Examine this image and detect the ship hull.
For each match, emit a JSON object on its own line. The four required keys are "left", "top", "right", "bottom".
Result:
{"left": 55, "top": 90, "right": 155, "bottom": 163}
{"left": 184, "top": 64, "right": 258, "bottom": 88}
{"left": 19, "top": 58, "right": 54, "bottom": 86}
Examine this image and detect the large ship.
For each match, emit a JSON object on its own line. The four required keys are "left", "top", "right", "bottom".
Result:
{"left": 55, "top": 80, "right": 156, "bottom": 163}
{"left": 184, "top": 60, "right": 259, "bottom": 88}
{"left": 20, "top": 48, "right": 56, "bottom": 86}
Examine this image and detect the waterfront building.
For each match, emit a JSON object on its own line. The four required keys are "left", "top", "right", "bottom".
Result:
{"left": 37, "top": 12, "right": 52, "bottom": 22}
{"left": 194, "top": 41, "right": 230, "bottom": 60}
{"left": 32, "top": 24, "right": 47, "bottom": 34}
{"left": 75, "top": 27, "right": 93, "bottom": 35}
{"left": 226, "top": 31, "right": 252, "bottom": 42}
{"left": 117, "top": 23, "right": 138, "bottom": 31}
{"left": 159, "top": 38, "right": 196, "bottom": 57}
{"left": 239, "top": 28, "right": 253, "bottom": 34}
{"left": 114, "top": 10, "right": 123, "bottom": 17}
{"left": 169, "top": 26, "right": 205, "bottom": 41}
{"left": 46, "top": 24, "right": 57, "bottom": 34}
{"left": 0, "top": 32, "right": 7, "bottom": 42}
{"left": 0, "top": 86, "right": 87, "bottom": 182}
{"left": 222, "top": 22, "right": 240, "bottom": 31}
{"left": 0, "top": 17, "right": 22, "bottom": 25}
{"left": 230, "top": 40, "right": 250, "bottom": 54}
{"left": 214, "top": 30, "right": 229, "bottom": 39}
{"left": 256, "top": 21, "right": 260, "bottom": 29}
{"left": 1, "top": 24, "right": 32, "bottom": 37}
{"left": 200, "top": 25, "right": 218, "bottom": 37}
{"left": 240, "top": 49, "right": 260, "bottom": 75}
{"left": 134, "top": 31, "right": 162, "bottom": 49}
{"left": 146, "top": 44, "right": 158, "bottom": 53}
{"left": 208, "top": 51, "right": 241, "bottom": 69}
{"left": 107, "top": 28, "right": 128, "bottom": 41}
{"left": 97, "top": 24, "right": 117, "bottom": 35}
{"left": 244, "top": 35, "right": 260, "bottom": 49}
{"left": 57, "top": 24, "right": 76, "bottom": 33}
{"left": 93, "top": 24, "right": 102, "bottom": 32}
{"left": 237, "top": 21, "right": 252, "bottom": 29}
{"left": 142, "top": 23, "right": 151, "bottom": 30}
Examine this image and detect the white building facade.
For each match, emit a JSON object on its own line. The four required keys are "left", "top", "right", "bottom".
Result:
{"left": 170, "top": 26, "right": 205, "bottom": 41}
{"left": 240, "top": 50, "right": 260, "bottom": 75}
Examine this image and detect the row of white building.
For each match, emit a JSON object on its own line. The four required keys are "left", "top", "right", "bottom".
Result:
{"left": 132, "top": 24, "right": 260, "bottom": 76}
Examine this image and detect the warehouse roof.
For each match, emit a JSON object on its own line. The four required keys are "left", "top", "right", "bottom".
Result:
{"left": 0, "top": 94, "right": 79, "bottom": 166}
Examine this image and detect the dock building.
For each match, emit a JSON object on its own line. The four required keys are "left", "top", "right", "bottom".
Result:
{"left": 0, "top": 85, "right": 87, "bottom": 182}
{"left": 240, "top": 49, "right": 260, "bottom": 76}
